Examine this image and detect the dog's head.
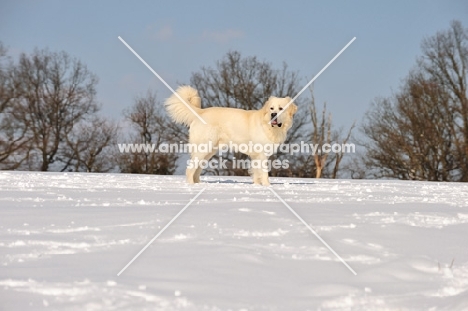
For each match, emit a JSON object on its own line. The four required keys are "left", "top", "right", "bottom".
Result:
{"left": 262, "top": 96, "right": 298, "bottom": 130}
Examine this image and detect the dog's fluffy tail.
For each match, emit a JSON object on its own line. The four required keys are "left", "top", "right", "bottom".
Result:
{"left": 165, "top": 86, "right": 202, "bottom": 126}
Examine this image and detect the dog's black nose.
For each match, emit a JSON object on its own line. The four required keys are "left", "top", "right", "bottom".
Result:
{"left": 271, "top": 113, "right": 277, "bottom": 118}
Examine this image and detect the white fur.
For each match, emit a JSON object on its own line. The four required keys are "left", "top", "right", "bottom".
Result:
{"left": 165, "top": 86, "right": 297, "bottom": 185}
{"left": 165, "top": 86, "right": 202, "bottom": 126}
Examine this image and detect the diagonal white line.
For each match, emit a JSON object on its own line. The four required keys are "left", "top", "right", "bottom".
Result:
{"left": 118, "top": 36, "right": 207, "bottom": 125}
{"left": 270, "top": 37, "right": 356, "bottom": 124}
{"left": 268, "top": 187, "right": 357, "bottom": 275}
{"left": 117, "top": 187, "right": 206, "bottom": 276}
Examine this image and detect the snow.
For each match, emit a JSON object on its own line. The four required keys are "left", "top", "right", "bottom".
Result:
{"left": 1, "top": 171, "right": 468, "bottom": 310}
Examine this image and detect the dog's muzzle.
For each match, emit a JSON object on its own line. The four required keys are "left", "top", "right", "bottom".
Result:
{"left": 270, "top": 113, "right": 282, "bottom": 127}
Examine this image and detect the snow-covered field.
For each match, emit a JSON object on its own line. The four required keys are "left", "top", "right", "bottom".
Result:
{"left": 1, "top": 171, "right": 468, "bottom": 310}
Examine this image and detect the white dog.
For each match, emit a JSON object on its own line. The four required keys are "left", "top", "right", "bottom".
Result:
{"left": 165, "top": 86, "right": 297, "bottom": 185}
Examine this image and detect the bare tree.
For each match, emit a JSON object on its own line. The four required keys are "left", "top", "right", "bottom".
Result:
{"left": 283, "top": 88, "right": 355, "bottom": 179}
{"left": 118, "top": 91, "right": 181, "bottom": 175}
{"left": 311, "top": 98, "right": 332, "bottom": 178}
{"left": 61, "top": 117, "right": 119, "bottom": 172}
{"left": 332, "top": 123, "right": 355, "bottom": 179}
{"left": 363, "top": 72, "right": 457, "bottom": 180}
{"left": 363, "top": 21, "right": 467, "bottom": 181}
{"left": 8, "top": 49, "right": 99, "bottom": 171}
{"left": 0, "top": 42, "right": 9, "bottom": 111}
{"left": 0, "top": 42, "right": 32, "bottom": 169}
{"left": 419, "top": 20, "right": 468, "bottom": 181}
{"left": 190, "top": 51, "right": 309, "bottom": 176}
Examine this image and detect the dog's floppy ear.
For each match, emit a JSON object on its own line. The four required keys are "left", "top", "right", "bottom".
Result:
{"left": 288, "top": 101, "right": 298, "bottom": 116}
{"left": 262, "top": 96, "right": 274, "bottom": 110}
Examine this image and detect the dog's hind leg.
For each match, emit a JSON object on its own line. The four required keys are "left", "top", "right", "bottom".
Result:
{"left": 187, "top": 124, "right": 219, "bottom": 184}
{"left": 193, "top": 151, "right": 216, "bottom": 183}
{"left": 186, "top": 153, "right": 203, "bottom": 184}
{"left": 186, "top": 151, "right": 216, "bottom": 184}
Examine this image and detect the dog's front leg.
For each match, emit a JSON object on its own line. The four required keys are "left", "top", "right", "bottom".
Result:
{"left": 251, "top": 153, "right": 271, "bottom": 186}
{"left": 260, "top": 169, "right": 270, "bottom": 186}
{"left": 252, "top": 169, "right": 263, "bottom": 185}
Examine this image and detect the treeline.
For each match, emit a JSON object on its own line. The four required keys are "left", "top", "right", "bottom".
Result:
{"left": 1, "top": 20, "right": 467, "bottom": 181}
{"left": 0, "top": 46, "right": 353, "bottom": 177}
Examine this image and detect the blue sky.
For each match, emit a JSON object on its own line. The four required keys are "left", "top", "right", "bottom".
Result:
{"left": 1, "top": 1, "right": 467, "bottom": 132}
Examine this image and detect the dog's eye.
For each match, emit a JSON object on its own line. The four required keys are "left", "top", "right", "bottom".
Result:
{"left": 270, "top": 107, "right": 274, "bottom": 110}
{"left": 279, "top": 107, "right": 283, "bottom": 110}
